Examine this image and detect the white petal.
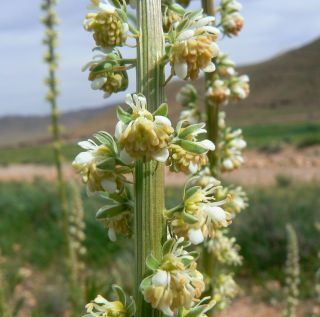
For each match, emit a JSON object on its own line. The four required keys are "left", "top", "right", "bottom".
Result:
{"left": 103, "top": 91, "right": 111, "bottom": 98}
{"left": 78, "top": 140, "right": 96, "bottom": 150}
{"left": 177, "top": 29, "right": 195, "bottom": 41}
{"left": 198, "top": 139, "right": 215, "bottom": 151}
{"left": 188, "top": 228, "right": 204, "bottom": 245}
{"left": 160, "top": 305, "right": 174, "bottom": 317}
{"left": 211, "top": 42, "right": 220, "bottom": 57}
{"left": 155, "top": 115, "right": 172, "bottom": 127}
{"left": 74, "top": 152, "right": 93, "bottom": 165}
{"left": 115, "top": 121, "right": 126, "bottom": 139}
{"left": 204, "top": 206, "right": 226, "bottom": 222}
{"left": 91, "top": 77, "right": 107, "bottom": 90}
{"left": 189, "top": 161, "right": 198, "bottom": 174}
{"left": 108, "top": 227, "right": 117, "bottom": 242}
{"left": 152, "top": 148, "right": 169, "bottom": 163}
{"left": 99, "top": 2, "right": 115, "bottom": 13}
{"left": 227, "top": 67, "right": 236, "bottom": 76}
{"left": 125, "top": 93, "right": 135, "bottom": 109}
{"left": 174, "top": 62, "right": 188, "bottom": 79}
{"left": 223, "top": 158, "right": 234, "bottom": 170}
{"left": 152, "top": 270, "right": 169, "bottom": 287}
{"left": 240, "top": 74, "right": 250, "bottom": 82}
{"left": 200, "top": 25, "right": 220, "bottom": 35}
{"left": 94, "top": 295, "right": 109, "bottom": 304}
{"left": 101, "top": 179, "right": 117, "bottom": 192}
{"left": 119, "top": 149, "right": 134, "bottom": 165}
{"left": 193, "top": 16, "right": 215, "bottom": 27}
{"left": 123, "top": 23, "right": 129, "bottom": 35}
{"left": 203, "top": 62, "right": 216, "bottom": 73}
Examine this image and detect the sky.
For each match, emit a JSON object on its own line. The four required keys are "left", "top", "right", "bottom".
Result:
{"left": 1, "top": 0, "right": 320, "bottom": 116}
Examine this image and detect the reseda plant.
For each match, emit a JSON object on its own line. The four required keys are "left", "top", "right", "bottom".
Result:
{"left": 41, "top": 1, "right": 87, "bottom": 313}
{"left": 282, "top": 224, "right": 300, "bottom": 317}
{"left": 174, "top": 0, "right": 249, "bottom": 312}
{"left": 73, "top": 0, "right": 249, "bottom": 316}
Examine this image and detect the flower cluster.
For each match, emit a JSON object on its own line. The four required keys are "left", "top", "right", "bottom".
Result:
{"left": 283, "top": 224, "right": 300, "bottom": 317}
{"left": 85, "top": 285, "right": 135, "bottom": 317}
{"left": 216, "top": 185, "right": 248, "bottom": 215}
{"left": 116, "top": 94, "right": 174, "bottom": 162}
{"left": 215, "top": 53, "right": 236, "bottom": 78}
{"left": 218, "top": 112, "right": 246, "bottom": 172}
{"left": 167, "top": 11, "right": 220, "bottom": 80}
{"left": 168, "top": 180, "right": 231, "bottom": 245}
{"left": 82, "top": 49, "right": 129, "bottom": 98}
{"left": 141, "top": 239, "right": 205, "bottom": 316}
{"left": 96, "top": 187, "right": 133, "bottom": 242}
{"left": 168, "top": 122, "right": 215, "bottom": 174}
{"left": 219, "top": 0, "right": 244, "bottom": 36}
{"left": 206, "top": 79, "right": 231, "bottom": 106}
{"left": 84, "top": 0, "right": 130, "bottom": 49}
{"left": 229, "top": 74, "right": 250, "bottom": 100}
{"left": 69, "top": 184, "right": 87, "bottom": 274}
{"left": 212, "top": 273, "right": 239, "bottom": 311}
{"left": 73, "top": 131, "right": 131, "bottom": 194}
{"left": 206, "top": 231, "right": 242, "bottom": 266}
{"left": 177, "top": 84, "right": 203, "bottom": 124}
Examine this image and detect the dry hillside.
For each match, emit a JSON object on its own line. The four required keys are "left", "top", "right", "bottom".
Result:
{"left": 1, "top": 38, "right": 319, "bottom": 147}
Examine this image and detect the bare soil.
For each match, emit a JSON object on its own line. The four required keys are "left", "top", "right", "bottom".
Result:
{"left": 1, "top": 145, "right": 319, "bottom": 186}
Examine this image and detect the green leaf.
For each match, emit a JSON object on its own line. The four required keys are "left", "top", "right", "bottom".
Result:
{"left": 112, "top": 284, "right": 127, "bottom": 306}
{"left": 117, "top": 106, "right": 132, "bottom": 124}
{"left": 182, "top": 211, "right": 199, "bottom": 224}
{"left": 94, "top": 131, "right": 115, "bottom": 149}
{"left": 185, "top": 305, "right": 209, "bottom": 317}
{"left": 109, "top": 0, "right": 121, "bottom": 8}
{"left": 179, "top": 123, "right": 205, "bottom": 139}
{"left": 170, "top": 3, "right": 185, "bottom": 15}
{"left": 146, "top": 254, "right": 160, "bottom": 270}
{"left": 184, "top": 186, "right": 200, "bottom": 200}
{"left": 153, "top": 103, "right": 168, "bottom": 117}
{"left": 180, "top": 140, "right": 208, "bottom": 154}
{"left": 139, "top": 276, "right": 152, "bottom": 290}
{"left": 96, "top": 204, "right": 126, "bottom": 219}
{"left": 181, "top": 257, "right": 193, "bottom": 267}
{"left": 126, "top": 297, "right": 136, "bottom": 316}
{"left": 91, "top": 62, "right": 113, "bottom": 73}
{"left": 176, "top": 17, "right": 189, "bottom": 33}
{"left": 162, "top": 239, "right": 175, "bottom": 255}
{"left": 96, "top": 158, "right": 116, "bottom": 170}
{"left": 116, "top": 8, "right": 128, "bottom": 22}
{"left": 186, "top": 9, "right": 203, "bottom": 21}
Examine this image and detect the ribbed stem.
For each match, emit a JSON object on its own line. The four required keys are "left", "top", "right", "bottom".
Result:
{"left": 134, "top": 1, "right": 165, "bottom": 317}
{"left": 202, "top": 1, "right": 219, "bottom": 315}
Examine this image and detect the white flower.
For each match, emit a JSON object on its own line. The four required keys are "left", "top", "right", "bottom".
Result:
{"left": 152, "top": 270, "right": 170, "bottom": 287}
{"left": 188, "top": 228, "right": 204, "bottom": 245}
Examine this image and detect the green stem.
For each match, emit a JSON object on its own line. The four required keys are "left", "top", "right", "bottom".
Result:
{"left": 134, "top": 1, "right": 165, "bottom": 317}
{"left": 202, "top": 0, "right": 219, "bottom": 315}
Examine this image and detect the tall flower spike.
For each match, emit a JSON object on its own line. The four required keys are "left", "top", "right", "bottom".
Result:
{"left": 82, "top": 49, "right": 129, "bottom": 98}
{"left": 212, "top": 273, "right": 239, "bottom": 311}
{"left": 206, "top": 230, "right": 242, "bottom": 266}
{"left": 283, "top": 224, "right": 300, "bottom": 317}
{"left": 141, "top": 238, "right": 205, "bottom": 316}
{"left": 116, "top": 94, "right": 174, "bottom": 162}
{"left": 218, "top": 114, "right": 247, "bottom": 172}
{"left": 168, "top": 121, "right": 215, "bottom": 174}
{"left": 167, "top": 11, "right": 220, "bottom": 80}
{"left": 219, "top": 0, "right": 244, "bottom": 37}
{"left": 84, "top": 0, "right": 129, "bottom": 49}
{"left": 168, "top": 179, "right": 231, "bottom": 245}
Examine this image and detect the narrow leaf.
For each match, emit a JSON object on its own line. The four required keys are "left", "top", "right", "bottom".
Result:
{"left": 117, "top": 106, "right": 132, "bottom": 124}
{"left": 112, "top": 284, "right": 127, "bottom": 306}
{"left": 153, "top": 103, "right": 168, "bottom": 117}
{"left": 179, "top": 123, "right": 205, "bottom": 139}
{"left": 146, "top": 254, "right": 160, "bottom": 270}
